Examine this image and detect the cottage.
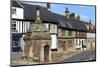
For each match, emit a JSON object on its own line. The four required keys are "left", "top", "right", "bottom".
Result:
{"left": 85, "top": 23, "right": 95, "bottom": 50}
{"left": 11, "top": 1, "right": 24, "bottom": 52}
{"left": 11, "top": 1, "right": 96, "bottom": 54}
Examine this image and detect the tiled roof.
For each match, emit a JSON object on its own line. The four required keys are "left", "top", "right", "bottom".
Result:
{"left": 12, "top": 1, "right": 23, "bottom": 8}
{"left": 12, "top": 1, "right": 95, "bottom": 33}
{"left": 21, "top": 3, "right": 58, "bottom": 24}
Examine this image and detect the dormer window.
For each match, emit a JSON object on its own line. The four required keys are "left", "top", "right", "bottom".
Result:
{"left": 12, "top": 8, "right": 16, "bottom": 14}
{"left": 90, "top": 25, "right": 93, "bottom": 30}
{"left": 87, "top": 25, "right": 89, "bottom": 29}
{"left": 85, "top": 24, "right": 89, "bottom": 30}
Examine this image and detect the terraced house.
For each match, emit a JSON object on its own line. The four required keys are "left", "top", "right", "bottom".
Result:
{"left": 11, "top": 1, "right": 95, "bottom": 63}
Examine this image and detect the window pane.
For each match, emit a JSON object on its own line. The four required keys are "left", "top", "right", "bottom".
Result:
{"left": 68, "top": 31, "right": 72, "bottom": 36}
{"left": 61, "top": 30, "right": 65, "bottom": 36}
{"left": 12, "top": 8, "right": 16, "bottom": 14}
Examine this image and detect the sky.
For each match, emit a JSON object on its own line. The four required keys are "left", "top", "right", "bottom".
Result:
{"left": 23, "top": 1, "right": 96, "bottom": 25}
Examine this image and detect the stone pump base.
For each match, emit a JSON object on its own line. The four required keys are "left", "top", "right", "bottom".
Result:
{"left": 23, "top": 23, "right": 52, "bottom": 63}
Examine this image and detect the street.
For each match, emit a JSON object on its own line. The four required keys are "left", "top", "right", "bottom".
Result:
{"left": 61, "top": 50, "right": 96, "bottom": 63}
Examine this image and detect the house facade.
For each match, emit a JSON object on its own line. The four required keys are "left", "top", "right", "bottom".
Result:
{"left": 12, "top": 1, "right": 24, "bottom": 52}
{"left": 11, "top": 1, "right": 58, "bottom": 52}
{"left": 86, "top": 23, "right": 96, "bottom": 50}
{"left": 11, "top": 1, "right": 96, "bottom": 56}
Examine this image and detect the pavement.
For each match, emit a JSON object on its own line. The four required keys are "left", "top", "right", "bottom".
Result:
{"left": 11, "top": 52, "right": 40, "bottom": 66}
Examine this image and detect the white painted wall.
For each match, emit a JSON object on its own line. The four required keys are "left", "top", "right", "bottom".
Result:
{"left": 76, "top": 39, "right": 86, "bottom": 49}
{"left": 50, "top": 24, "right": 57, "bottom": 34}
{"left": 58, "top": 29, "right": 75, "bottom": 37}
{"left": 87, "top": 32, "right": 95, "bottom": 50}
{"left": 12, "top": 7, "right": 23, "bottom": 19}
{"left": 12, "top": 6, "right": 24, "bottom": 33}
{"left": 50, "top": 35, "right": 57, "bottom": 49}
{"left": 76, "top": 39, "right": 80, "bottom": 48}
{"left": 20, "top": 35, "right": 25, "bottom": 51}
{"left": 12, "top": 21, "right": 30, "bottom": 33}
{"left": 44, "top": 24, "right": 49, "bottom": 31}
{"left": 87, "top": 33, "right": 95, "bottom": 38}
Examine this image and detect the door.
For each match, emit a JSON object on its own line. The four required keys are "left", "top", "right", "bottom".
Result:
{"left": 82, "top": 40, "right": 86, "bottom": 49}
{"left": 44, "top": 45, "right": 49, "bottom": 62}
{"left": 63, "top": 41, "right": 66, "bottom": 51}
{"left": 12, "top": 34, "right": 22, "bottom": 52}
{"left": 12, "top": 39, "right": 20, "bottom": 52}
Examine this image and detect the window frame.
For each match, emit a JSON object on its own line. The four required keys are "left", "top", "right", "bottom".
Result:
{"left": 61, "top": 29, "right": 65, "bottom": 36}
{"left": 12, "top": 8, "right": 16, "bottom": 15}
{"left": 11, "top": 20, "right": 17, "bottom": 32}
{"left": 68, "top": 31, "right": 73, "bottom": 36}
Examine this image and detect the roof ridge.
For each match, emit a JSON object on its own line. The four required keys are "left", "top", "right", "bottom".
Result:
{"left": 16, "top": 1, "right": 24, "bottom": 8}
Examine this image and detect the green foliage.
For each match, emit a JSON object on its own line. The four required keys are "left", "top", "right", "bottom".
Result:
{"left": 69, "top": 13, "right": 75, "bottom": 19}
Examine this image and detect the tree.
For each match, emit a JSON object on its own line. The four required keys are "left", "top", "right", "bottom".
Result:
{"left": 69, "top": 13, "right": 75, "bottom": 19}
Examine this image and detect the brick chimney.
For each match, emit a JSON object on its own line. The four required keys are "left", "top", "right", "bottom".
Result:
{"left": 89, "top": 19, "right": 92, "bottom": 24}
{"left": 47, "top": 3, "right": 50, "bottom": 11}
{"left": 77, "top": 14, "right": 80, "bottom": 20}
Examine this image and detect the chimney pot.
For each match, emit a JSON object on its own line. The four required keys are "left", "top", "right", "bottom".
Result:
{"left": 47, "top": 3, "right": 50, "bottom": 10}
{"left": 77, "top": 14, "right": 80, "bottom": 20}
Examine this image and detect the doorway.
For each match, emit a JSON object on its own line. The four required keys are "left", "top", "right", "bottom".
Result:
{"left": 44, "top": 45, "right": 49, "bottom": 62}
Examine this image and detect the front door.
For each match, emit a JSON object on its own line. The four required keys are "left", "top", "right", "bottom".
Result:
{"left": 12, "top": 34, "right": 22, "bottom": 52}
{"left": 44, "top": 45, "right": 49, "bottom": 62}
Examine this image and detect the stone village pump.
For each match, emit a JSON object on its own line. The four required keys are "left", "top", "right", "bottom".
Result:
{"left": 23, "top": 6, "right": 51, "bottom": 63}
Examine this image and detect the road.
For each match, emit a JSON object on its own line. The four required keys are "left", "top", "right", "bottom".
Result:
{"left": 61, "top": 50, "right": 96, "bottom": 63}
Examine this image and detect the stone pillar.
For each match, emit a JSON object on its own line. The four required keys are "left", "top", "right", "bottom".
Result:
{"left": 49, "top": 48, "right": 51, "bottom": 63}
{"left": 28, "top": 44, "right": 33, "bottom": 58}
{"left": 24, "top": 40, "right": 30, "bottom": 57}
{"left": 40, "top": 44, "right": 44, "bottom": 63}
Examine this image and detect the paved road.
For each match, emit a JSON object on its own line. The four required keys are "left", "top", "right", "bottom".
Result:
{"left": 61, "top": 50, "right": 96, "bottom": 63}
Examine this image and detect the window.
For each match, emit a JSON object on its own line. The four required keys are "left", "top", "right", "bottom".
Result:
{"left": 12, "top": 20, "right": 16, "bottom": 32}
{"left": 45, "top": 24, "right": 49, "bottom": 31}
{"left": 12, "top": 8, "right": 16, "bottom": 14}
{"left": 68, "top": 31, "right": 72, "bottom": 36}
{"left": 61, "top": 29, "right": 65, "bottom": 36}
{"left": 90, "top": 25, "right": 93, "bottom": 30}
{"left": 12, "top": 40, "right": 20, "bottom": 47}
{"left": 53, "top": 25, "right": 55, "bottom": 29}
{"left": 49, "top": 24, "right": 57, "bottom": 33}
{"left": 77, "top": 31, "right": 79, "bottom": 34}
{"left": 85, "top": 24, "right": 89, "bottom": 30}
{"left": 79, "top": 40, "right": 81, "bottom": 46}
{"left": 67, "top": 40, "right": 73, "bottom": 47}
